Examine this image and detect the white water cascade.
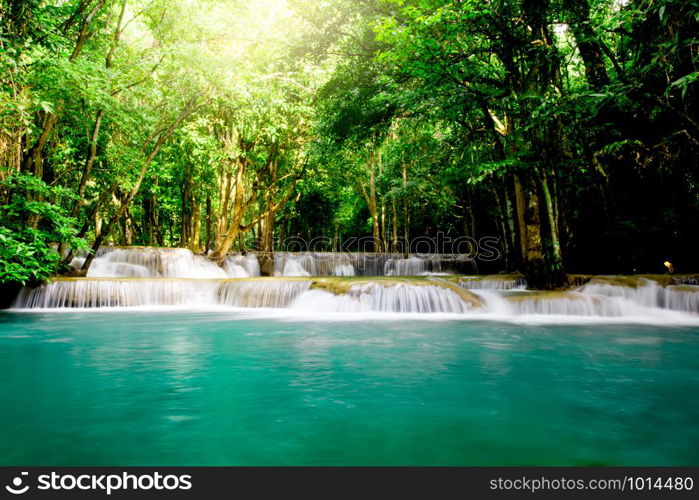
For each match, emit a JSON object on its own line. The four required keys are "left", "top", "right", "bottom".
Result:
{"left": 289, "top": 281, "right": 479, "bottom": 314}
{"left": 218, "top": 280, "right": 309, "bottom": 308}
{"left": 12, "top": 278, "right": 479, "bottom": 313}
{"left": 14, "top": 279, "right": 311, "bottom": 309}
{"left": 278, "top": 258, "right": 312, "bottom": 277}
{"left": 470, "top": 279, "right": 699, "bottom": 318}
{"left": 273, "top": 252, "right": 477, "bottom": 277}
{"left": 223, "top": 254, "right": 261, "bottom": 278}
{"left": 74, "top": 247, "right": 240, "bottom": 279}
{"left": 9, "top": 247, "right": 699, "bottom": 319}
{"left": 384, "top": 257, "right": 445, "bottom": 276}
{"left": 11, "top": 275, "right": 699, "bottom": 318}
{"left": 578, "top": 278, "right": 699, "bottom": 314}
{"left": 458, "top": 276, "right": 528, "bottom": 290}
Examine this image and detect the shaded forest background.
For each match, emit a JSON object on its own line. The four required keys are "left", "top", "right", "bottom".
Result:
{"left": 0, "top": 0, "right": 697, "bottom": 288}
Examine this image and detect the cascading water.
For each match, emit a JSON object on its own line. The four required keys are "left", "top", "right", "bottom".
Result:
{"left": 12, "top": 277, "right": 478, "bottom": 313}
{"left": 76, "top": 247, "right": 233, "bottom": 279}
{"left": 457, "top": 276, "right": 528, "bottom": 290}
{"left": 332, "top": 264, "right": 356, "bottom": 277}
{"left": 665, "top": 286, "right": 699, "bottom": 313}
{"left": 218, "top": 280, "right": 310, "bottom": 308}
{"left": 289, "top": 280, "right": 480, "bottom": 313}
{"left": 14, "top": 279, "right": 221, "bottom": 308}
{"left": 223, "top": 254, "right": 261, "bottom": 278}
{"left": 470, "top": 279, "right": 699, "bottom": 318}
{"left": 383, "top": 256, "right": 445, "bottom": 276}
{"left": 277, "top": 258, "right": 311, "bottom": 277}
{"left": 14, "top": 278, "right": 311, "bottom": 309}
{"left": 501, "top": 292, "right": 641, "bottom": 317}
{"left": 12, "top": 275, "right": 699, "bottom": 317}
{"left": 578, "top": 278, "right": 699, "bottom": 313}
{"left": 273, "top": 251, "right": 477, "bottom": 277}
{"left": 11, "top": 246, "right": 699, "bottom": 318}
{"left": 274, "top": 252, "right": 374, "bottom": 277}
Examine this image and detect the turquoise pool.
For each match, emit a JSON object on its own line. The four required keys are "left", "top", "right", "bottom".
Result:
{"left": 0, "top": 310, "right": 697, "bottom": 465}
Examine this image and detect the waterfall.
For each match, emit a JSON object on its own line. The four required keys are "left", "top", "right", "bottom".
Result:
{"left": 11, "top": 276, "right": 699, "bottom": 318}
{"left": 278, "top": 258, "right": 311, "bottom": 277}
{"left": 384, "top": 256, "right": 447, "bottom": 276}
{"left": 665, "top": 286, "right": 699, "bottom": 313}
{"left": 273, "top": 252, "right": 477, "bottom": 277}
{"left": 579, "top": 278, "right": 699, "bottom": 314}
{"left": 11, "top": 277, "right": 480, "bottom": 313}
{"left": 458, "top": 276, "right": 527, "bottom": 290}
{"left": 218, "top": 280, "right": 310, "bottom": 308}
{"left": 73, "top": 247, "right": 261, "bottom": 279}
{"left": 289, "top": 282, "right": 480, "bottom": 313}
{"left": 13, "top": 279, "right": 311, "bottom": 309}
{"left": 223, "top": 254, "right": 261, "bottom": 278}
{"left": 468, "top": 280, "right": 699, "bottom": 317}
{"left": 273, "top": 252, "right": 361, "bottom": 276}
{"left": 332, "top": 264, "right": 356, "bottom": 276}
{"left": 504, "top": 293, "right": 640, "bottom": 316}
{"left": 10, "top": 245, "right": 699, "bottom": 319}
{"left": 79, "top": 247, "right": 228, "bottom": 279}
{"left": 12, "top": 278, "right": 475, "bottom": 313}
{"left": 14, "top": 279, "right": 221, "bottom": 308}
{"left": 467, "top": 277, "right": 699, "bottom": 317}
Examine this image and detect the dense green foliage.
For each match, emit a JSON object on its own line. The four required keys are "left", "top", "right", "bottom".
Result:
{"left": 0, "top": 174, "right": 84, "bottom": 283}
{"left": 1, "top": 0, "right": 697, "bottom": 286}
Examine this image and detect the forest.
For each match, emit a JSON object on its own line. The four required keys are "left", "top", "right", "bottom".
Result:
{"left": 1, "top": 0, "right": 697, "bottom": 290}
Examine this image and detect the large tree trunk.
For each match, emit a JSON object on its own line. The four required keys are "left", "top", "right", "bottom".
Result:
{"left": 566, "top": 0, "right": 610, "bottom": 89}
{"left": 261, "top": 212, "right": 274, "bottom": 252}
{"left": 191, "top": 201, "right": 202, "bottom": 252}
{"left": 378, "top": 149, "right": 386, "bottom": 251}
{"left": 513, "top": 173, "right": 545, "bottom": 283}
{"left": 391, "top": 198, "right": 398, "bottom": 252}
{"left": 491, "top": 179, "right": 517, "bottom": 271}
{"left": 359, "top": 149, "right": 381, "bottom": 252}
{"left": 401, "top": 151, "right": 409, "bottom": 254}
{"left": 492, "top": 187, "right": 510, "bottom": 270}
{"left": 124, "top": 206, "right": 135, "bottom": 245}
{"left": 517, "top": 0, "right": 567, "bottom": 287}
{"left": 210, "top": 157, "right": 247, "bottom": 262}
{"left": 369, "top": 151, "right": 380, "bottom": 251}
{"left": 461, "top": 187, "right": 476, "bottom": 238}
{"left": 260, "top": 159, "right": 278, "bottom": 253}
{"left": 181, "top": 167, "right": 192, "bottom": 246}
{"left": 205, "top": 195, "right": 212, "bottom": 253}
{"left": 539, "top": 169, "right": 562, "bottom": 266}
{"left": 215, "top": 163, "right": 234, "bottom": 251}
{"left": 143, "top": 195, "right": 156, "bottom": 246}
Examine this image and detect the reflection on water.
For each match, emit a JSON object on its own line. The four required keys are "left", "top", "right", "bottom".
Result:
{"left": 0, "top": 311, "right": 698, "bottom": 465}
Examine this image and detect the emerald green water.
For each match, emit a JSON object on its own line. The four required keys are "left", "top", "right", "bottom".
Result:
{"left": 0, "top": 311, "right": 698, "bottom": 465}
